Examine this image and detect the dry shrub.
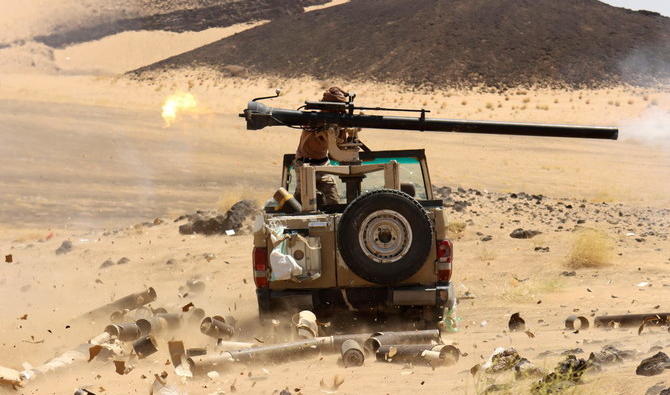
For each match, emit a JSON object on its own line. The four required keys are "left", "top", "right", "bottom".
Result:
{"left": 567, "top": 228, "right": 613, "bottom": 269}
{"left": 447, "top": 221, "right": 467, "bottom": 239}
{"left": 501, "top": 277, "right": 564, "bottom": 304}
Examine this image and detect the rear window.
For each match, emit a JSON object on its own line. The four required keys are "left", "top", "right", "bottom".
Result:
{"left": 286, "top": 157, "right": 427, "bottom": 204}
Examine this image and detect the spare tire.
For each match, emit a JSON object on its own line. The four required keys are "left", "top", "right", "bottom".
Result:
{"left": 337, "top": 189, "right": 433, "bottom": 285}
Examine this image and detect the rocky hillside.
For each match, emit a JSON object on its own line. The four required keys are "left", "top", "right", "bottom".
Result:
{"left": 132, "top": 0, "right": 670, "bottom": 87}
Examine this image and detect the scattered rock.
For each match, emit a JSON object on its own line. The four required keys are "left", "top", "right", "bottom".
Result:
{"left": 434, "top": 186, "right": 452, "bottom": 197}
{"left": 561, "top": 271, "right": 577, "bottom": 277}
{"left": 644, "top": 383, "right": 668, "bottom": 395}
{"left": 531, "top": 355, "right": 596, "bottom": 394}
{"left": 649, "top": 345, "right": 664, "bottom": 353}
{"left": 55, "top": 240, "right": 73, "bottom": 255}
{"left": 588, "top": 345, "right": 636, "bottom": 365}
{"left": 5, "top": 254, "right": 12, "bottom": 263}
{"left": 534, "top": 246, "right": 550, "bottom": 252}
{"left": 100, "top": 259, "right": 115, "bottom": 269}
{"left": 636, "top": 352, "right": 670, "bottom": 376}
{"left": 510, "top": 228, "right": 542, "bottom": 239}
{"left": 176, "top": 223, "right": 190, "bottom": 235}
{"left": 484, "top": 348, "right": 522, "bottom": 373}
{"left": 178, "top": 200, "right": 259, "bottom": 236}
{"left": 452, "top": 201, "right": 468, "bottom": 212}
{"left": 561, "top": 348, "right": 584, "bottom": 355}
{"left": 117, "top": 257, "right": 130, "bottom": 265}
{"left": 481, "top": 235, "right": 493, "bottom": 242}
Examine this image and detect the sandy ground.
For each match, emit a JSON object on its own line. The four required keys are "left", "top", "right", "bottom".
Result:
{"left": 53, "top": 22, "right": 267, "bottom": 75}
{"left": 1, "top": 71, "right": 668, "bottom": 230}
{"left": 1, "top": 4, "right": 670, "bottom": 394}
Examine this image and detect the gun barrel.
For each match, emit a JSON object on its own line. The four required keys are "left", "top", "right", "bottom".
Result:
{"left": 241, "top": 102, "right": 618, "bottom": 140}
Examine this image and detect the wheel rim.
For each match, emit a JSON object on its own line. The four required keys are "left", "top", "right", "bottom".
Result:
{"left": 358, "top": 209, "right": 413, "bottom": 263}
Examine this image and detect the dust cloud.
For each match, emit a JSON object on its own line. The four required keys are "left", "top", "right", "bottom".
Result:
{"left": 620, "top": 105, "right": 670, "bottom": 148}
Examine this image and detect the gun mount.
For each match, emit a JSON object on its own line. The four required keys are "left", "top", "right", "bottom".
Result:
{"left": 240, "top": 94, "right": 618, "bottom": 163}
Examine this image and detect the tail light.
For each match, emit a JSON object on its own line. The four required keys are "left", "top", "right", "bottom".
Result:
{"left": 436, "top": 240, "right": 453, "bottom": 282}
{"left": 253, "top": 247, "right": 269, "bottom": 288}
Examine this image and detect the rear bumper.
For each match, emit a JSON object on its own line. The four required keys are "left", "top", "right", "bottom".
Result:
{"left": 257, "top": 283, "right": 454, "bottom": 313}
{"left": 392, "top": 284, "right": 454, "bottom": 308}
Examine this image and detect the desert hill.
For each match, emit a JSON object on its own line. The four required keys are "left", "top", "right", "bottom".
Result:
{"left": 132, "top": 0, "right": 670, "bottom": 87}
{"left": 1, "top": 0, "right": 329, "bottom": 48}
{"left": 33, "top": 0, "right": 327, "bottom": 48}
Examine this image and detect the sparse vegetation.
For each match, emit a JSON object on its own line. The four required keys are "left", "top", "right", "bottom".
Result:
{"left": 447, "top": 221, "right": 467, "bottom": 238}
{"left": 567, "top": 228, "right": 613, "bottom": 269}
{"left": 502, "top": 277, "right": 564, "bottom": 304}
